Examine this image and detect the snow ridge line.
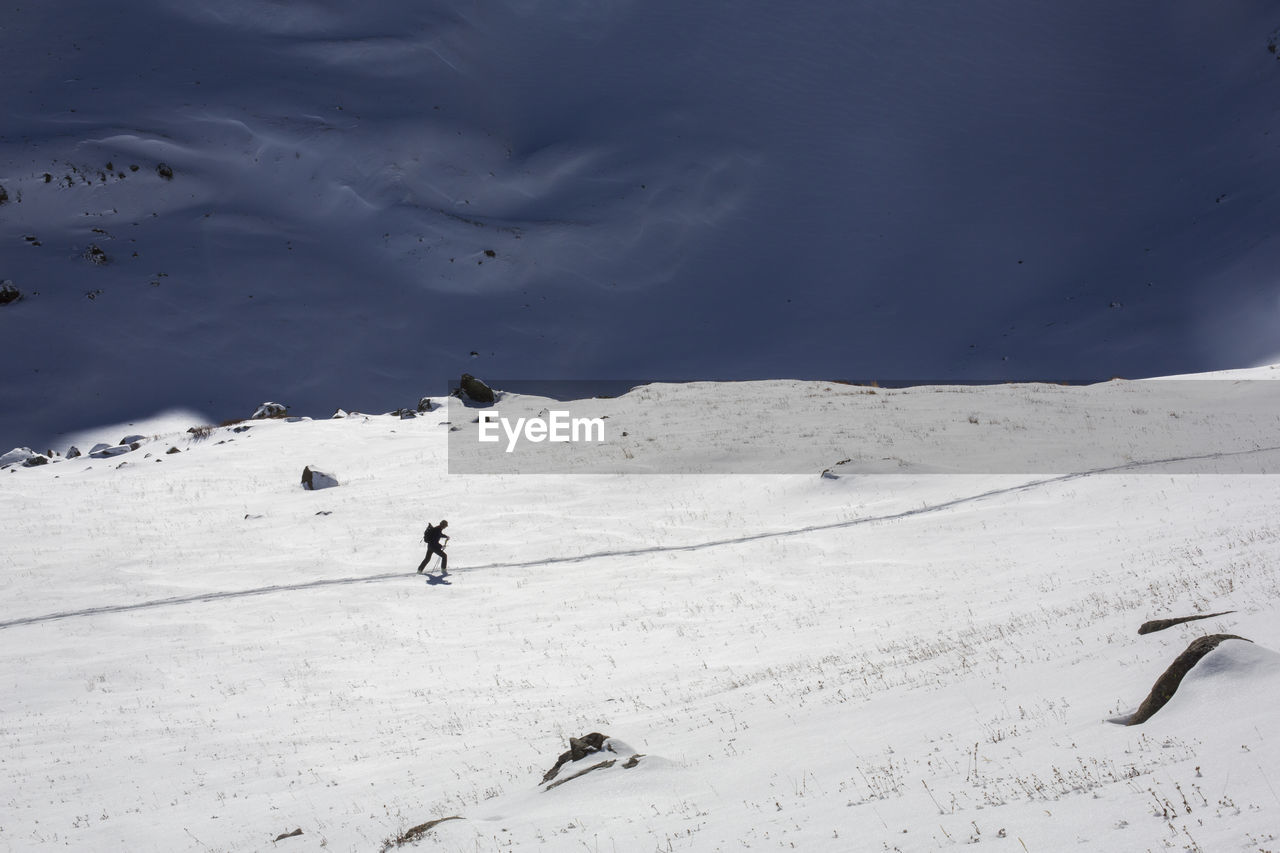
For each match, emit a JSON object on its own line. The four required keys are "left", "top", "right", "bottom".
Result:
{"left": 3, "top": 445, "right": 1276, "bottom": 631}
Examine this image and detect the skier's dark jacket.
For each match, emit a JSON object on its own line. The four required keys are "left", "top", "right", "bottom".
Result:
{"left": 424, "top": 523, "right": 446, "bottom": 547}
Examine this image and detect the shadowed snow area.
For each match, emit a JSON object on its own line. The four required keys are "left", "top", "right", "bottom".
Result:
{"left": 2, "top": 371, "right": 1279, "bottom": 850}
{"left": 4, "top": 2, "right": 1280, "bottom": 447}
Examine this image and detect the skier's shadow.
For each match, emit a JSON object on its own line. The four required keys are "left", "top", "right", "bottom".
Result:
{"left": 424, "top": 572, "right": 452, "bottom": 586}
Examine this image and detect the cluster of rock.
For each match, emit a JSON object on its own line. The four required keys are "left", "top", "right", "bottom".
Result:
{"left": 332, "top": 395, "right": 441, "bottom": 421}
{"left": 1, "top": 434, "right": 158, "bottom": 471}
{"left": 252, "top": 401, "right": 289, "bottom": 419}
{"left": 1124, "top": 609, "right": 1252, "bottom": 725}
{"left": 5, "top": 384, "right": 467, "bottom": 475}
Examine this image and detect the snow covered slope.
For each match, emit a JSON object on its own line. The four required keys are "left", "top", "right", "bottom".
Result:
{"left": 4, "top": 1, "right": 1280, "bottom": 449}
{"left": 2, "top": 374, "right": 1279, "bottom": 851}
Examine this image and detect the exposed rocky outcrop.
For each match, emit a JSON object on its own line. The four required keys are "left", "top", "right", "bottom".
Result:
{"left": 0, "top": 447, "right": 36, "bottom": 468}
{"left": 542, "top": 732, "right": 610, "bottom": 784}
{"left": 540, "top": 733, "right": 645, "bottom": 790}
{"left": 1127, "top": 634, "right": 1252, "bottom": 725}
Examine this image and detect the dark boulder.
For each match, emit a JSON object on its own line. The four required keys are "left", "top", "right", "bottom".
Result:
{"left": 0, "top": 281, "right": 20, "bottom": 306}
{"left": 455, "top": 374, "right": 496, "bottom": 404}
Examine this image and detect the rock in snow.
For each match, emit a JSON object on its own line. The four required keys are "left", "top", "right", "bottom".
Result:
{"left": 455, "top": 374, "right": 496, "bottom": 404}
{"left": 0, "top": 447, "right": 37, "bottom": 467}
{"left": 90, "top": 443, "right": 134, "bottom": 459}
{"left": 253, "top": 402, "right": 288, "bottom": 419}
{"left": 540, "top": 733, "right": 644, "bottom": 789}
{"left": 300, "top": 466, "right": 339, "bottom": 490}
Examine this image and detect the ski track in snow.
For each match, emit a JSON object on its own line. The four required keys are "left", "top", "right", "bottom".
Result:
{"left": 4, "top": 445, "right": 1274, "bottom": 631}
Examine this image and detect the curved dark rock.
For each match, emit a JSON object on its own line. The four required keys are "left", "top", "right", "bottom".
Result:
{"left": 383, "top": 816, "right": 464, "bottom": 850}
{"left": 89, "top": 443, "right": 132, "bottom": 459}
{"left": 545, "top": 758, "right": 617, "bottom": 791}
{"left": 1138, "top": 610, "right": 1236, "bottom": 635}
{"left": 1127, "top": 634, "right": 1252, "bottom": 725}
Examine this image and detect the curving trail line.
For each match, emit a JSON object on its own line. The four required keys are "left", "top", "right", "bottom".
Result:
{"left": 3, "top": 446, "right": 1276, "bottom": 631}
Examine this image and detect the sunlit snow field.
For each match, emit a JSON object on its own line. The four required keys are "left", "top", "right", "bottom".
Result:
{"left": 3, "top": 372, "right": 1279, "bottom": 851}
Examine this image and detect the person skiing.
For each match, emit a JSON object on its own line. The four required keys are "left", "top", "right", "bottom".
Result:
{"left": 417, "top": 520, "right": 450, "bottom": 574}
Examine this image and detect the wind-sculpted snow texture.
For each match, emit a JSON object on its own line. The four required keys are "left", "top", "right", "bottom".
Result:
{"left": 2, "top": 372, "right": 1280, "bottom": 851}
{"left": 4, "top": 1, "right": 1280, "bottom": 448}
